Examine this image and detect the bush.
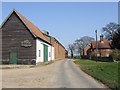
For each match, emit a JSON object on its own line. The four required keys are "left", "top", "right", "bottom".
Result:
{"left": 111, "top": 49, "right": 120, "bottom": 61}
{"left": 73, "top": 56, "right": 80, "bottom": 59}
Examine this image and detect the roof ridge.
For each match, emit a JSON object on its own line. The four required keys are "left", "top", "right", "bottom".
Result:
{"left": 14, "top": 10, "right": 49, "bottom": 44}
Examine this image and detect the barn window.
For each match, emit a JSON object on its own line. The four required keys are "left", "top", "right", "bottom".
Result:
{"left": 39, "top": 50, "right": 41, "bottom": 57}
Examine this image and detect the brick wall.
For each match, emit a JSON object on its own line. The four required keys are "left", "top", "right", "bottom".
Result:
{"left": 51, "top": 38, "right": 66, "bottom": 60}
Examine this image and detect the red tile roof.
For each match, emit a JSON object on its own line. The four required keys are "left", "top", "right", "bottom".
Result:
{"left": 91, "top": 40, "right": 111, "bottom": 49}
{"left": 14, "top": 10, "right": 49, "bottom": 44}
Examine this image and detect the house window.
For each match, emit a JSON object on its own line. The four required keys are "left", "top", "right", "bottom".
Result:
{"left": 106, "top": 54, "right": 109, "bottom": 57}
{"left": 39, "top": 50, "right": 41, "bottom": 57}
{"left": 107, "top": 49, "right": 110, "bottom": 52}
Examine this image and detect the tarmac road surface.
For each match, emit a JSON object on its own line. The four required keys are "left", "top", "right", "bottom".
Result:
{"left": 2, "top": 59, "right": 108, "bottom": 88}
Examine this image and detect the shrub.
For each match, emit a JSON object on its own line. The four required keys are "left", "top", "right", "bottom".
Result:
{"left": 111, "top": 49, "right": 120, "bottom": 61}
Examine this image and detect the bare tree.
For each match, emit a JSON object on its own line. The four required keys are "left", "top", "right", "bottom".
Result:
{"left": 74, "top": 36, "right": 94, "bottom": 57}
{"left": 68, "top": 44, "right": 75, "bottom": 58}
{"left": 74, "top": 39, "right": 84, "bottom": 57}
{"left": 102, "top": 22, "right": 119, "bottom": 40}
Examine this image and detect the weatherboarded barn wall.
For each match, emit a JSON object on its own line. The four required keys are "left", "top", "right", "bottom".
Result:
{"left": 2, "top": 12, "right": 36, "bottom": 64}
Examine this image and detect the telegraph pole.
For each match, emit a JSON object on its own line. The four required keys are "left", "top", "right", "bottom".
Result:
{"left": 95, "top": 30, "right": 98, "bottom": 62}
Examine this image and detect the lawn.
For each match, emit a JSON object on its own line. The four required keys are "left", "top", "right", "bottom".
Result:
{"left": 74, "top": 59, "right": 119, "bottom": 90}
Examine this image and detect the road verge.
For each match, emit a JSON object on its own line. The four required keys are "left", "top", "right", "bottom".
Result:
{"left": 74, "top": 59, "right": 119, "bottom": 90}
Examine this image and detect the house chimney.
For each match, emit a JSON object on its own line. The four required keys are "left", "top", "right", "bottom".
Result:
{"left": 100, "top": 34, "right": 104, "bottom": 42}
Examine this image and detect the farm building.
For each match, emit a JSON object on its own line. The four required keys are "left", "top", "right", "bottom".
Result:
{"left": 1, "top": 9, "right": 66, "bottom": 64}
{"left": 42, "top": 30, "right": 67, "bottom": 60}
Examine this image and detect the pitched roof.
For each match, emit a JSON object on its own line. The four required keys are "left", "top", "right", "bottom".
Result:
{"left": 83, "top": 44, "right": 91, "bottom": 55}
{"left": 42, "top": 31, "right": 65, "bottom": 49}
{"left": 1, "top": 9, "right": 50, "bottom": 44}
{"left": 83, "top": 44, "right": 91, "bottom": 52}
{"left": 91, "top": 40, "right": 111, "bottom": 49}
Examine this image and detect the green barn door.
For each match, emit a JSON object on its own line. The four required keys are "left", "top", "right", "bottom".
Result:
{"left": 43, "top": 44, "right": 48, "bottom": 62}
{"left": 10, "top": 52, "right": 17, "bottom": 64}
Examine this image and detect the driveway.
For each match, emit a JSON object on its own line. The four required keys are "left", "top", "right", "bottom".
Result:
{"left": 2, "top": 59, "right": 108, "bottom": 88}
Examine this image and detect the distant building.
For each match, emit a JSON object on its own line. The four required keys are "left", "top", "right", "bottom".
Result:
{"left": 1, "top": 9, "right": 66, "bottom": 64}
{"left": 82, "top": 44, "right": 91, "bottom": 59}
{"left": 82, "top": 35, "right": 112, "bottom": 61}
{"left": 91, "top": 35, "right": 112, "bottom": 57}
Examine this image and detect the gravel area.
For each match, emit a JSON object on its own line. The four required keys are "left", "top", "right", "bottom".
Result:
{"left": 2, "top": 59, "right": 108, "bottom": 88}
{"left": 2, "top": 61, "right": 57, "bottom": 88}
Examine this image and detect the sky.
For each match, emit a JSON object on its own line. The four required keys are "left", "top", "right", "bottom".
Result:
{"left": 1, "top": 2, "right": 118, "bottom": 49}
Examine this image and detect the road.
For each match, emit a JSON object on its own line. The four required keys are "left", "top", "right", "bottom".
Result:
{"left": 2, "top": 59, "right": 108, "bottom": 88}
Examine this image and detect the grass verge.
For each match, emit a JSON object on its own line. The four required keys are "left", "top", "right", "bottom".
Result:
{"left": 74, "top": 59, "right": 119, "bottom": 90}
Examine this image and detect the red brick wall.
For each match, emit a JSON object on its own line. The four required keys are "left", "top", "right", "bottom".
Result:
{"left": 51, "top": 38, "right": 66, "bottom": 60}
{"left": 83, "top": 45, "right": 91, "bottom": 55}
{"left": 93, "top": 49, "right": 112, "bottom": 57}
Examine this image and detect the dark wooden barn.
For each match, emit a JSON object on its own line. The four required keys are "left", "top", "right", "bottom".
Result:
{"left": 1, "top": 9, "right": 67, "bottom": 65}
{"left": 1, "top": 9, "right": 52, "bottom": 64}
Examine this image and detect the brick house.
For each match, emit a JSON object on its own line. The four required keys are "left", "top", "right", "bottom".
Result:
{"left": 82, "top": 44, "right": 91, "bottom": 59}
{"left": 82, "top": 35, "right": 112, "bottom": 61}
{"left": 91, "top": 35, "right": 112, "bottom": 57}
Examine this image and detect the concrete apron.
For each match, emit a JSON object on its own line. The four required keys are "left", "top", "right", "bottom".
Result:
{"left": 0, "top": 65, "right": 35, "bottom": 69}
